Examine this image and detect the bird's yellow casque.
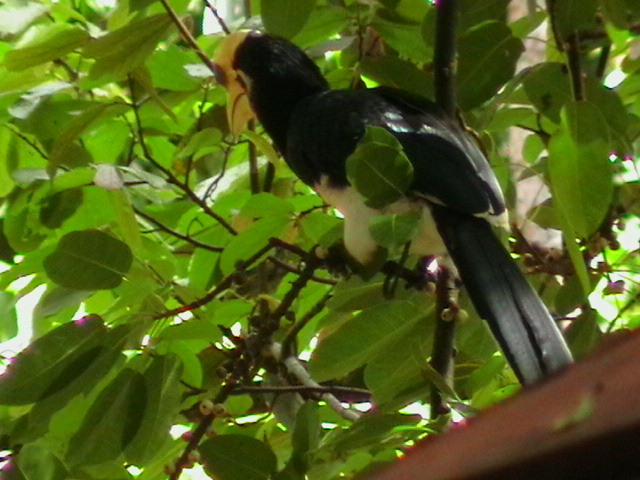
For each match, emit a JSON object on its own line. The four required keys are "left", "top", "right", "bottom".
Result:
{"left": 213, "top": 31, "right": 255, "bottom": 137}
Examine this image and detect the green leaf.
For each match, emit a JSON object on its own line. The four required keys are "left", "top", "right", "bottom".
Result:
{"left": 564, "top": 309, "right": 602, "bottom": 360}
{"left": 322, "top": 412, "right": 421, "bottom": 453}
{"left": 310, "top": 298, "right": 431, "bottom": 381}
{"left": 220, "top": 215, "right": 290, "bottom": 276}
{"left": 240, "top": 193, "right": 294, "bottom": 219}
{"left": 457, "top": 21, "right": 524, "bottom": 110}
{"left": 261, "top": 0, "right": 316, "bottom": 39}
{"left": 147, "top": 44, "right": 201, "bottom": 91}
{"left": 66, "top": 368, "right": 147, "bottom": 466}
{"left": 600, "top": 0, "right": 640, "bottom": 29}
{"left": 16, "top": 325, "right": 129, "bottom": 444}
{"left": 288, "top": 402, "right": 320, "bottom": 475}
{"left": 364, "top": 319, "right": 433, "bottom": 405}
{"left": 125, "top": 355, "right": 183, "bottom": 465}
{"left": 368, "top": 212, "right": 421, "bottom": 250}
{"left": 39, "top": 188, "right": 83, "bottom": 229}
{"left": 83, "top": 14, "right": 173, "bottom": 82}
{"left": 15, "top": 443, "right": 69, "bottom": 480}
{"left": 346, "top": 126, "right": 414, "bottom": 209}
{"left": 325, "top": 276, "right": 388, "bottom": 313}
{"left": 360, "top": 56, "right": 434, "bottom": 99}
{"left": 548, "top": 101, "right": 614, "bottom": 238}
{"left": 549, "top": 0, "right": 598, "bottom": 42}
{"left": 372, "top": 13, "right": 432, "bottom": 64}
{"left": 200, "top": 435, "right": 278, "bottom": 480}
{"left": 0, "top": 291, "right": 18, "bottom": 342}
{"left": 158, "top": 319, "right": 223, "bottom": 342}
{"left": 242, "top": 129, "right": 281, "bottom": 165}
{"left": 458, "top": 0, "right": 511, "bottom": 32}
{"left": 4, "top": 24, "right": 89, "bottom": 71}
{"left": 0, "top": 316, "right": 108, "bottom": 405}
{"left": 43, "top": 229, "right": 133, "bottom": 290}
{"left": 292, "top": 6, "right": 350, "bottom": 48}
{"left": 49, "top": 102, "right": 128, "bottom": 171}
{"left": 523, "top": 62, "right": 571, "bottom": 123}
{"left": 4, "top": 183, "right": 48, "bottom": 253}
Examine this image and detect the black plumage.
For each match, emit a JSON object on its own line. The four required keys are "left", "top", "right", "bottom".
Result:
{"left": 215, "top": 31, "right": 573, "bottom": 385}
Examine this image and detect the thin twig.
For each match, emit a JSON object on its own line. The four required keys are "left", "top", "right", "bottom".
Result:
{"left": 230, "top": 384, "right": 371, "bottom": 399}
{"left": 203, "top": 0, "right": 231, "bottom": 35}
{"left": 4, "top": 125, "right": 48, "bottom": 160}
{"left": 126, "top": 78, "right": 237, "bottom": 236}
{"left": 275, "top": 348, "right": 361, "bottom": 422}
{"left": 134, "top": 207, "right": 223, "bottom": 252}
{"left": 169, "top": 383, "right": 237, "bottom": 480}
{"left": 268, "top": 254, "right": 322, "bottom": 324}
{"left": 158, "top": 0, "right": 219, "bottom": 76}
{"left": 281, "top": 289, "right": 333, "bottom": 357}
{"left": 155, "top": 242, "right": 274, "bottom": 318}
{"left": 267, "top": 256, "right": 337, "bottom": 285}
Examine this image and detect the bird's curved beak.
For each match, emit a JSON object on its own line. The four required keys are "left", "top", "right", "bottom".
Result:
{"left": 213, "top": 31, "right": 255, "bottom": 137}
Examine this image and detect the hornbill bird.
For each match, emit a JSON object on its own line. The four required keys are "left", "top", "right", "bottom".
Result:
{"left": 213, "top": 31, "right": 573, "bottom": 385}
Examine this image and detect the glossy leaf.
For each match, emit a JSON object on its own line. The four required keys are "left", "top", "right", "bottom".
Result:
{"left": 548, "top": 101, "right": 614, "bottom": 238}
{"left": 83, "top": 14, "right": 173, "bottom": 82}
{"left": 346, "top": 126, "right": 414, "bottom": 209}
{"left": 43, "top": 229, "right": 133, "bottom": 290}
{"left": 289, "top": 402, "right": 321, "bottom": 474}
{"left": 372, "top": 13, "right": 432, "bottom": 64}
{"left": 125, "top": 355, "right": 183, "bottom": 464}
{"left": 310, "top": 298, "right": 429, "bottom": 381}
{"left": 0, "top": 316, "right": 107, "bottom": 405}
{"left": 364, "top": 319, "right": 433, "bottom": 405}
{"left": 200, "top": 435, "right": 278, "bottom": 480}
{"left": 219, "top": 215, "right": 290, "bottom": 276}
{"left": 262, "top": 0, "right": 316, "bottom": 39}
{"left": 457, "top": 21, "right": 524, "bottom": 110}
{"left": 368, "top": 212, "right": 421, "bottom": 250}
{"left": 4, "top": 24, "right": 89, "bottom": 71}
{"left": 66, "top": 368, "right": 147, "bottom": 466}
{"left": 0, "top": 291, "right": 18, "bottom": 342}
{"left": 549, "top": 0, "right": 599, "bottom": 42}
{"left": 15, "top": 443, "right": 68, "bottom": 480}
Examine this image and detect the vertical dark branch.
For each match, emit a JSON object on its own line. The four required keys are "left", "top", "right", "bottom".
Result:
{"left": 433, "top": 0, "right": 459, "bottom": 118}
{"left": 595, "top": 44, "right": 610, "bottom": 80}
{"left": 430, "top": 0, "right": 459, "bottom": 419}
{"left": 566, "top": 33, "right": 585, "bottom": 102}
{"left": 429, "top": 266, "right": 457, "bottom": 419}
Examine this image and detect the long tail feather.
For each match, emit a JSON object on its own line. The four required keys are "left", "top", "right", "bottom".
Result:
{"left": 431, "top": 206, "right": 573, "bottom": 385}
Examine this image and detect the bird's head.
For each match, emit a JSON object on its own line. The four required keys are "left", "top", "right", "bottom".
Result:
{"left": 213, "top": 31, "right": 329, "bottom": 140}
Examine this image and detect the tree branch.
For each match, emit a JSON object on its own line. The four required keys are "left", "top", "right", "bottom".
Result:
{"left": 134, "top": 207, "right": 223, "bottom": 252}
{"left": 155, "top": 242, "right": 274, "bottom": 319}
{"left": 429, "top": 266, "right": 457, "bottom": 419}
{"left": 158, "top": 0, "right": 220, "bottom": 76}
{"left": 433, "top": 0, "right": 459, "bottom": 117}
